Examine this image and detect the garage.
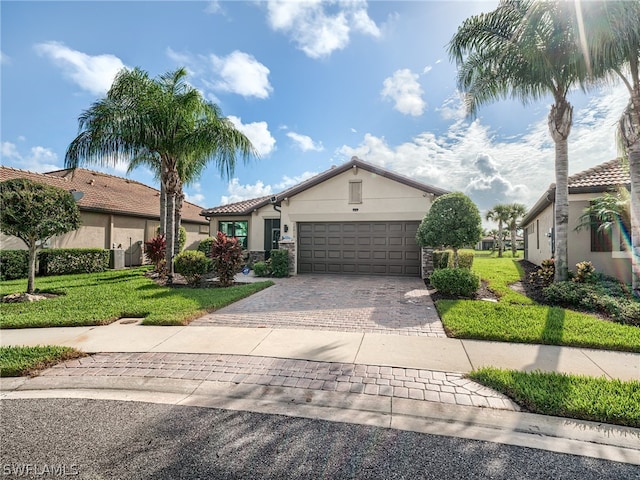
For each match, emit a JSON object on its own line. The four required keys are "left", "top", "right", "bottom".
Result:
{"left": 297, "top": 221, "right": 421, "bottom": 276}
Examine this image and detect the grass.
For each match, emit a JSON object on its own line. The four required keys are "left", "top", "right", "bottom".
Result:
{"left": 0, "top": 268, "right": 273, "bottom": 328}
{"left": 0, "top": 345, "right": 85, "bottom": 377}
{"left": 436, "top": 255, "right": 640, "bottom": 353}
{"left": 469, "top": 367, "right": 640, "bottom": 428}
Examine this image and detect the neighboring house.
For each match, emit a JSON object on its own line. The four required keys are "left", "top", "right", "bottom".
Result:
{"left": 201, "top": 157, "right": 449, "bottom": 277}
{"left": 521, "top": 158, "right": 631, "bottom": 283}
{"left": 0, "top": 167, "right": 210, "bottom": 266}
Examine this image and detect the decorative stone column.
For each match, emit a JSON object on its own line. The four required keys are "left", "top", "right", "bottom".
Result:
{"left": 278, "top": 239, "right": 296, "bottom": 274}
{"left": 421, "top": 247, "right": 434, "bottom": 280}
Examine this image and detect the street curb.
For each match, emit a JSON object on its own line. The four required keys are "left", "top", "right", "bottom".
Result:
{"left": 2, "top": 377, "right": 638, "bottom": 465}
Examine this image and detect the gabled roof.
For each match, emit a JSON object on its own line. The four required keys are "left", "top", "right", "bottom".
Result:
{"left": 0, "top": 166, "right": 208, "bottom": 224}
{"left": 521, "top": 158, "right": 629, "bottom": 226}
{"left": 202, "top": 157, "right": 450, "bottom": 217}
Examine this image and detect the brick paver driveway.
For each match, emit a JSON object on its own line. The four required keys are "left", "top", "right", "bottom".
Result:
{"left": 192, "top": 275, "right": 446, "bottom": 337}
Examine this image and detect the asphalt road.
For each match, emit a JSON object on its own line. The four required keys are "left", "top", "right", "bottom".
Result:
{"left": 1, "top": 399, "right": 638, "bottom": 479}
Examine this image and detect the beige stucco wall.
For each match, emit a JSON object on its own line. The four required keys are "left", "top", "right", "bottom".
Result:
{"left": 524, "top": 205, "right": 554, "bottom": 267}
{"left": 525, "top": 194, "right": 631, "bottom": 284}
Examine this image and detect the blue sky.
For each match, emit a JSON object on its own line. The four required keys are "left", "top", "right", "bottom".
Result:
{"left": 1, "top": 1, "right": 630, "bottom": 224}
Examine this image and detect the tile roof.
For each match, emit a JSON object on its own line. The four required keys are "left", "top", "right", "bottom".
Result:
{"left": 521, "top": 158, "right": 629, "bottom": 226}
{"left": 0, "top": 167, "right": 207, "bottom": 224}
{"left": 202, "top": 157, "right": 450, "bottom": 216}
{"left": 566, "top": 158, "right": 629, "bottom": 189}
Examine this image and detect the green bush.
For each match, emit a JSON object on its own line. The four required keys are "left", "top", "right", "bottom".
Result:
{"left": 433, "top": 250, "right": 474, "bottom": 269}
{"left": 253, "top": 261, "right": 271, "bottom": 277}
{"left": 430, "top": 268, "right": 480, "bottom": 297}
{"left": 573, "top": 261, "right": 596, "bottom": 283}
{"left": 619, "top": 302, "right": 640, "bottom": 326}
{"left": 178, "top": 226, "right": 187, "bottom": 252}
{"left": 211, "top": 232, "right": 243, "bottom": 287}
{"left": 0, "top": 250, "right": 29, "bottom": 280}
{"left": 197, "top": 237, "right": 215, "bottom": 257}
{"left": 38, "top": 249, "right": 109, "bottom": 276}
{"left": 174, "top": 250, "right": 212, "bottom": 286}
{"left": 529, "top": 258, "right": 555, "bottom": 288}
{"left": 269, "top": 250, "right": 289, "bottom": 278}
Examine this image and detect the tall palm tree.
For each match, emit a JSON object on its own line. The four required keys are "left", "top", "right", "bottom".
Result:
{"left": 486, "top": 204, "right": 511, "bottom": 257}
{"left": 578, "top": 2, "right": 640, "bottom": 294}
{"left": 506, "top": 202, "right": 527, "bottom": 257}
{"left": 449, "top": 0, "right": 590, "bottom": 281}
{"left": 66, "top": 67, "right": 255, "bottom": 281}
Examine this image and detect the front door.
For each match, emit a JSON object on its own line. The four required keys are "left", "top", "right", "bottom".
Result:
{"left": 264, "top": 218, "right": 281, "bottom": 260}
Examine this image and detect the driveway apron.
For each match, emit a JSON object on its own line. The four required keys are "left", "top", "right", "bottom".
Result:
{"left": 192, "top": 275, "right": 446, "bottom": 337}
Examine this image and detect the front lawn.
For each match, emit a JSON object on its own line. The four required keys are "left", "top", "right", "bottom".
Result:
{"left": 436, "top": 255, "right": 640, "bottom": 353}
{"left": 0, "top": 345, "right": 84, "bottom": 377}
{"left": 0, "top": 268, "right": 273, "bottom": 328}
{"left": 470, "top": 367, "right": 640, "bottom": 428}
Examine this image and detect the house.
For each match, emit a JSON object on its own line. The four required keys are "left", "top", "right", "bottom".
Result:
{"left": 201, "top": 157, "right": 449, "bottom": 277}
{"left": 0, "top": 167, "right": 210, "bottom": 266}
{"left": 521, "top": 158, "right": 631, "bottom": 283}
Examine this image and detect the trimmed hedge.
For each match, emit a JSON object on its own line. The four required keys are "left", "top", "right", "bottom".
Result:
{"left": 253, "top": 261, "right": 270, "bottom": 277}
{"left": 269, "top": 249, "right": 289, "bottom": 278}
{"left": 174, "top": 250, "right": 212, "bottom": 286}
{"left": 39, "top": 248, "right": 109, "bottom": 276}
{"left": 430, "top": 267, "right": 480, "bottom": 297}
{"left": 433, "top": 250, "right": 474, "bottom": 269}
{"left": 0, "top": 250, "right": 29, "bottom": 281}
{"left": 197, "top": 237, "right": 215, "bottom": 257}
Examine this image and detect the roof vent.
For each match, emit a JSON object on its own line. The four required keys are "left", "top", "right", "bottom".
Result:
{"left": 331, "top": 165, "right": 337, "bottom": 169}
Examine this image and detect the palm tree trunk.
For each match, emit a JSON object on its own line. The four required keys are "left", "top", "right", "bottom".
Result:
{"left": 549, "top": 99, "right": 573, "bottom": 282}
{"left": 497, "top": 221, "right": 504, "bottom": 257}
{"left": 160, "top": 182, "right": 167, "bottom": 235}
{"left": 511, "top": 226, "right": 517, "bottom": 257}
{"left": 174, "top": 183, "right": 184, "bottom": 257}
{"left": 621, "top": 97, "right": 640, "bottom": 296}
{"left": 162, "top": 159, "right": 179, "bottom": 283}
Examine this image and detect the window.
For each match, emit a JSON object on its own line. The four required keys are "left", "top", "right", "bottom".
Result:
{"left": 349, "top": 180, "right": 362, "bottom": 204}
{"left": 219, "top": 221, "right": 248, "bottom": 249}
{"left": 590, "top": 213, "right": 612, "bottom": 252}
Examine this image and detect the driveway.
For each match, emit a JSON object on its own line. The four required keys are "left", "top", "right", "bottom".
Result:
{"left": 192, "top": 275, "right": 446, "bottom": 337}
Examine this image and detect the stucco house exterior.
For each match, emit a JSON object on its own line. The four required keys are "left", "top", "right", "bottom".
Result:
{"left": 201, "top": 157, "right": 449, "bottom": 277}
{"left": 521, "top": 158, "right": 631, "bottom": 283}
{"left": 0, "top": 166, "right": 210, "bottom": 266}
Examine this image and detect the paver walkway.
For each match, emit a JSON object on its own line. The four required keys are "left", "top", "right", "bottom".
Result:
{"left": 193, "top": 275, "right": 446, "bottom": 337}
{"left": 40, "top": 352, "right": 519, "bottom": 411}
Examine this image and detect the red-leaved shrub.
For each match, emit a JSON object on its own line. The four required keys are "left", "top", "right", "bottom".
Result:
{"left": 210, "top": 231, "right": 243, "bottom": 287}
{"left": 144, "top": 234, "right": 166, "bottom": 274}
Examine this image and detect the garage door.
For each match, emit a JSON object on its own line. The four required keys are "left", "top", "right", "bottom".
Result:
{"left": 297, "top": 222, "right": 421, "bottom": 276}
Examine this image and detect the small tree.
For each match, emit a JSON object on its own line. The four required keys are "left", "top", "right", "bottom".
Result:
{"left": 416, "top": 192, "right": 482, "bottom": 268}
{"left": 0, "top": 179, "right": 81, "bottom": 294}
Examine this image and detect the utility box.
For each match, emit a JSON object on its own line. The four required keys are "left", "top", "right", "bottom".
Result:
{"left": 110, "top": 249, "right": 125, "bottom": 270}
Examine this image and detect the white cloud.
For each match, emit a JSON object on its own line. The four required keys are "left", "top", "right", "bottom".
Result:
{"left": 338, "top": 82, "right": 629, "bottom": 213}
{"left": 381, "top": 69, "right": 425, "bottom": 116}
{"left": 266, "top": 0, "right": 380, "bottom": 59}
{"left": 218, "top": 170, "right": 318, "bottom": 205}
{"left": 436, "top": 93, "right": 467, "bottom": 122}
{"left": 184, "top": 183, "right": 206, "bottom": 206}
{"left": 34, "top": 41, "right": 126, "bottom": 95}
{"left": 0, "top": 51, "right": 10, "bottom": 65}
{"left": 422, "top": 65, "right": 432, "bottom": 75}
{"left": 220, "top": 178, "right": 273, "bottom": 205}
{"left": 210, "top": 50, "right": 272, "bottom": 99}
{"left": 204, "top": 1, "right": 222, "bottom": 15}
{"left": 228, "top": 116, "right": 276, "bottom": 157}
{"left": 286, "top": 132, "right": 324, "bottom": 152}
{"left": 1, "top": 141, "right": 61, "bottom": 172}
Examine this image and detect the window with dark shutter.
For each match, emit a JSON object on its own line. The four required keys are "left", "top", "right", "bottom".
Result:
{"left": 590, "top": 213, "right": 612, "bottom": 252}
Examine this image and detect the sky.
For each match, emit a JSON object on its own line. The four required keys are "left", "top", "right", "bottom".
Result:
{"left": 0, "top": 1, "right": 631, "bottom": 227}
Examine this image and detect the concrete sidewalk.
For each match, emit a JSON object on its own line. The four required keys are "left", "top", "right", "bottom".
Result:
{"left": 1, "top": 323, "right": 638, "bottom": 380}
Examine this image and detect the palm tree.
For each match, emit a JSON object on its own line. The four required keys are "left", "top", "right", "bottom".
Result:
{"left": 66, "top": 67, "right": 255, "bottom": 281}
{"left": 449, "top": 0, "right": 590, "bottom": 281}
{"left": 578, "top": 2, "right": 640, "bottom": 294}
{"left": 486, "top": 204, "right": 511, "bottom": 257}
{"left": 506, "top": 203, "right": 527, "bottom": 257}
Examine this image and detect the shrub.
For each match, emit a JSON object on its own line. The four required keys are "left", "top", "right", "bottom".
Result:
{"left": 529, "top": 258, "right": 555, "bottom": 288}
{"left": 253, "top": 261, "right": 271, "bottom": 277}
{"left": 211, "top": 231, "right": 243, "bottom": 287}
{"left": 619, "top": 302, "right": 640, "bottom": 327}
{"left": 144, "top": 235, "right": 166, "bottom": 274}
{"left": 38, "top": 249, "right": 109, "bottom": 276}
{"left": 0, "top": 250, "right": 29, "bottom": 280}
{"left": 178, "top": 226, "right": 187, "bottom": 252}
{"left": 433, "top": 250, "right": 474, "bottom": 270}
{"left": 574, "top": 261, "right": 596, "bottom": 283}
{"left": 174, "top": 250, "right": 212, "bottom": 286}
{"left": 197, "top": 237, "right": 215, "bottom": 257}
{"left": 430, "top": 268, "right": 480, "bottom": 297}
{"left": 269, "top": 249, "right": 289, "bottom": 278}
